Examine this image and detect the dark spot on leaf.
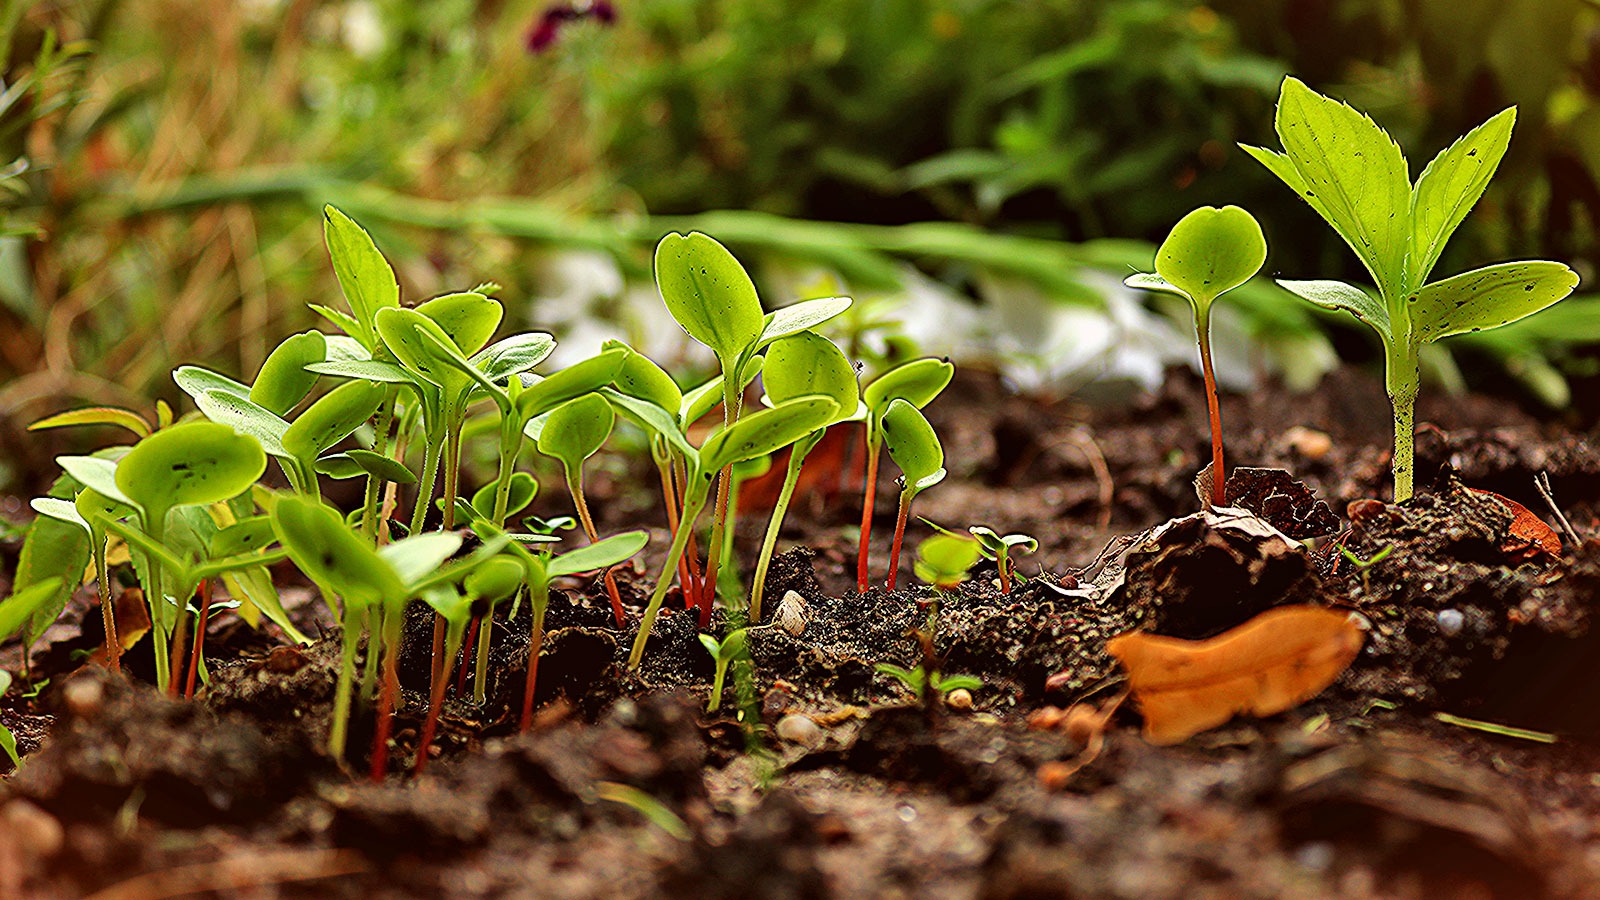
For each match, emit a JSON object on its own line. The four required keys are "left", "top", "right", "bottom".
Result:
{"left": 1524, "top": 283, "right": 1534, "bottom": 291}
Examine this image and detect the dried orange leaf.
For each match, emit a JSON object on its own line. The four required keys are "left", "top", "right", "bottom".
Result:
{"left": 1107, "top": 605, "right": 1364, "bottom": 745}
{"left": 1471, "top": 488, "right": 1561, "bottom": 560}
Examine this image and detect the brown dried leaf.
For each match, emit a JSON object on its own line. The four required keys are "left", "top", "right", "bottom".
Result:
{"left": 1470, "top": 489, "right": 1561, "bottom": 561}
{"left": 1107, "top": 605, "right": 1364, "bottom": 745}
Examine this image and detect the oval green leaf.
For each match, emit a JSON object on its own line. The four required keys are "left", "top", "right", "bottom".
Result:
{"left": 881, "top": 398, "right": 944, "bottom": 487}
{"left": 654, "top": 232, "right": 764, "bottom": 363}
{"left": 538, "top": 393, "right": 615, "bottom": 468}
{"left": 862, "top": 357, "right": 954, "bottom": 415}
{"left": 699, "top": 396, "right": 840, "bottom": 474}
{"left": 1153, "top": 205, "right": 1267, "bottom": 307}
{"left": 115, "top": 422, "right": 267, "bottom": 517}
{"left": 604, "top": 340, "right": 683, "bottom": 412}
{"left": 515, "top": 348, "right": 628, "bottom": 422}
{"left": 271, "top": 496, "right": 399, "bottom": 606}
{"left": 282, "top": 380, "right": 386, "bottom": 461}
{"left": 250, "top": 331, "right": 327, "bottom": 416}
{"left": 762, "top": 331, "right": 858, "bottom": 421}
{"left": 417, "top": 291, "right": 503, "bottom": 357}
{"left": 548, "top": 529, "right": 649, "bottom": 577}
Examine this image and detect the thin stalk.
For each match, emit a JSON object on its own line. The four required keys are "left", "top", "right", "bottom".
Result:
{"left": 94, "top": 537, "right": 119, "bottom": 673}
{"left": 1194, "top": 307, "right": 1226, "bottom": 508}
{"left": 657, "top": 456, "right": 694, "bottom": 612}
{"left": 472, "top": 609, "right": 496, "bottom": 705}
{"left": 1386, "top": 342, "right": 1420, "bottom": 503}
{"left": 569, "top": 465, "right": 627, "bottom": 625}
{"left": 146, "top": 513, "right": 171, "bottom": 692}
{"left": 415, "top": 626, "right": 465, "bottom": 776}
{"left": 673, "top": 455, "right": 703, "bottom": 610}
{"left": 750, "top": 438, "right": 814, "bottom": 622}
{"left": 359, "top": 604, "right": 382, "bottom": 700}
{"left": 997, "top": 553, "right": 1012, "bottom": 595}
{"left": 628, "top": 488, "right": 710, "bottom": 669}
{"left": 856, "top": 431, "right": 881, "bottom": 592}
{"left": 442, "top": 418, "right": 462, "bottom": 530}
{"left": 328, "top": 618, "right": 361, "bottom": 759}
{"left": 370, "top": 603, "right": 405, "bottom": 783}
{"left": 360, "top": 386, "right": 400, "bottom": 542}
{"left": 517, "top": 579, "right": 551, "bottom": 732}
{"left": 886, "top": 488, "right": 914, "bottom": 591}
{"left": 183, "top": 579, "right": 214, "bottom": 699}
{"left": 697, "top": 378, "right": 744, "bottom": 627}
{"left": 489, "top": 418, "right": 523, "bottom": 526}
{"left": 409, "top": 435, "right": 444, "bottom": 537}
{"left": 456, "top": 615, "right": 479, "bottom": 695}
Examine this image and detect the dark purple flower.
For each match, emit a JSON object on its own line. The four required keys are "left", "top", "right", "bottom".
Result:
{"left": 525, "top": 1, "right": 618, "bottom": 54}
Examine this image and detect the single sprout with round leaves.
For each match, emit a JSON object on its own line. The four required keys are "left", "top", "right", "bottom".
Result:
{"left": 856, "top": 358, "right": 954, "bottom": 592}
{"left": 697, "top": 628, "right": 749, "bottom": 712}
{"left": 880, "top": 399, "right": 947, "bottom": 591}
{"left": 1124, "top": 205, "right": 1266, "bottom": 508}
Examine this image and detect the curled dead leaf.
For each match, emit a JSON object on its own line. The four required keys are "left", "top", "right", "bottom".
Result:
{"left": 1469, "top": 489, "right": 1561, "bottom": 561}
{"left": 1107, "top": 605, "right": 1364, "bottom": 745}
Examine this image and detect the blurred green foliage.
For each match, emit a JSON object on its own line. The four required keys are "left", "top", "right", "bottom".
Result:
{"left": 2, "top": 0, "right": 1599, "bottom": 493}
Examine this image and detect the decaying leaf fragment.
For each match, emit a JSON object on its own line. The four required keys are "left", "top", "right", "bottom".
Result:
{"left": 1107, "top": 605, "right": 1364, "bottom": 745}
{"left": 1470, "top": 488, "right": 1561, "bottom": 561}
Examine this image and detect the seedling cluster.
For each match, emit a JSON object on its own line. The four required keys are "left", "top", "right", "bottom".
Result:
{"left": 0, "top": 76, "right": 1580, "bottom": 775}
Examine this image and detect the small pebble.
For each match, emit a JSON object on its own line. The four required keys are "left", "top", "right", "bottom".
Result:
{"left": 775, "top": 713, "right": 821, "bottom": 747}
{"left": 63, "top": 678, "right": 104, "bottom": 720}
{"left": 773, "top": 590, "right": 810, "bottom": 637}
{"left": 1436, "top": 609, "right": 1465, "bottom": 637}
{"left": 1284, "top": 426, "right": 1333, "bottom": 461}
{"left": 944, "top": 689, "right": 973, "bottom": 710}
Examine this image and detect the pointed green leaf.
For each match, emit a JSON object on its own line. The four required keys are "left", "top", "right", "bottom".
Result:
{"left": 304, "top": 358, "right": 415, "bottom": 385}
{"left": 174, "top": 364, "right": 252, "bottom": 401}
{"left": 0, "top": 578, "right": 65, "bottom": 643}
{"left": 601, "top": 389, "right": 696, "bottom": 460}
{"left": 116, "top": 422, "right": 267, "bottom": 517}
{"left": 471, "top": 332, "right": 556, "bottom": 383}
{"left": 1409, "top": 107, "right": 1517, "bottom": 288}
{"left": 308, "top": 303, "right": 366, "bottom": 342}
{"left": 282, "top": 380, "right": 386, "bottom": 461}
{"left": 881, "top": 399, "right": 944, "bottom": 488}
{"left": 346, "top": 448, "right": 417, "bottom": 485}
{"left": 654, "top": 232, "right": 764, "bottom": 363}
{"left": 763, "top": 332, "right": 859, "bottom": 422}
{"left": 222, "top": 565, "right": 309, "bottom": 644}
{"left": 1277, "top": 279, "right": 1391, "bottom": 340}
{"left": 375, "top": 307, "right": 463, "bottom": 389}
{"left": 30, "top": 497, "right": 90, "bottom": 534}
{"left": 379, "top": 532, "right": 464, "bottom": 588}
{"left": 1121, "top": 272, "right": 1192, "bottom": 300}
{"left": 755, "top": 296, "right": 853, "bottom": 348}
{"left": 538, "top": 393, "right": 615, "bottom": 468}
{"left": 1152, "top": 206, "right": 1266, "bottom": 306}
{"left": 1262, "top": 77, "right": 1411, "bottom": 298}
{"left": 28, "top": 406, "right": 151, "bottom": 438}
{"left": 56, "top": 456, "right": 133, "bottom": 506}
{"left": 250, "top": 331, "right": 326, "bottom": 416}
{"left": 863, "top": 358, "right": 954, "bottom": 415}
{"left": 1411, "top": 261, "right": 1579, "bottom": 344}
{"left": 700, "top": 396, "right": 840, "bottom": 473}
{"left": 190, "top": 389, "right": 291, "bottom": 459}
{"left": 547, "top": 529, "right": 649, "bottom": 577}
{"left": 323, "top": 206, "right": 399, "bottom": 348}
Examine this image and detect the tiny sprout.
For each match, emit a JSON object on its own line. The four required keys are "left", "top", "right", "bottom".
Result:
{"left": 0, "top": 669, "right": 17, "bottom": 767}
{"left": 874, "top": 663, "right": 983, "bottom": 702}
{"left": 880, "top": 399, "right": 946, "bottom": 591}
{"left": 1339, "top": 543, "right": 1394, "bottom": 594}
{"left": 697, "top": 628, "right": 749, "bottom": 712}
{"left": 1124, "top": 205, "right": 1266, "bottom": 508}
{"left": 912, "top": 533, "right": 982, "bottom": 592}
{"left": 1244, "top": 77, "right": 1578, "bottom": 501}
{"left": 927, "top": 522, "right": 1038, "bottom": 594}
{"left": 856, "top": 358, "right": 954, "bottom": 592}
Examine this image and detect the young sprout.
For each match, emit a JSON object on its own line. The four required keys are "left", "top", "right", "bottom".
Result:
{"left": 67, "top": 422, "right": 269, "bottom": 694}
{"left": 30, "top": 490, "right": 130, "bottom": 671}
{"left": 414, "top": 586, "right": 472, "bottom": 775}
{"left": 626, "top": 395, "right": 841, "bottom": 669}
{"left": 880, "top": 399, "right": 947, "bottom": 591}
{"left": 697, "top": 628, "right": 749, "bottom": 712}
{"left": 1339, "top": 543, "right": 1394, "bottom": 594}
{"left": 461, "top": 555, "right": 527, "bottom": 707}
{"left": 926, "top": 522, "right": 1039, "bottom": 594}
{"left": 534, "top": 393, "right": 627, "bottom": 625}
{"left": 654, "top": 232, "right": 851, "bottom": 615}
{"left": 856, "top": 358, "right": 955, "bottom": 591}
{"left": 1243, "top": 77, "right": 1579, "bottom": 501}
{"left": 0, "top": 577, "right": 66, "bottom": 691}
{"left": 0, "top": 669, "right": 18, "bottom": 767}
{"left": 1124, "top": 205, "right": 1266, "bottom": 508}
{"left": 749, "top": 331, "right": 861, "bottom": 621}
{"left": 875, "top": 662, "right": 983, "bottom": 704}
{"left": 913, "top": 532, "right": 982, "bottom": 593}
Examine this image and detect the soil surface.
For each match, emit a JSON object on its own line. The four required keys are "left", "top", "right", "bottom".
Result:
{"left": 3, "top": 365, "right": 1600, "bottom": 899}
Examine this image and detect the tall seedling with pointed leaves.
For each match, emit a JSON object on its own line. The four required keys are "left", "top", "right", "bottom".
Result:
{"left": 1243, "top": 77, "right": 1579, "bottom": 501}
{"left": 655, "top": 233, "right": 850, "bottom": 619}
{"left": 1124, "top": 206, "right": 1266, "bottom": 507}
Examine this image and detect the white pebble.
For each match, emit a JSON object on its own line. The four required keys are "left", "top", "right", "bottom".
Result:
{"left": 775, "top": 713, "right": 821, "bottom": 747}
{"left": 1437, "top": 609, "right": 1465, "bottom": 637}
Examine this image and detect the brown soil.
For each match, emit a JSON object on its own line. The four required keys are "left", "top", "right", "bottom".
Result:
{"left": 3, "top": 366, "right": 1600, "bottom": 899}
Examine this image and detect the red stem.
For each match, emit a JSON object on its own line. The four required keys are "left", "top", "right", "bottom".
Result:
{"left": 886, "top": 491, "right": 910, "bottom": 591}
{"left": 856, "top": 434, "right": 881, "bottom": 592}
{"left": 415, "top": 652, "right": 455, "bottom": 775}
{"left": 454, "top": 616, "right": 479, "bottom": 694}
{"left": 659, "top": 463, "right": 695, "bottom": 613}
{"left": 183, "top": 580, "right": 213, "bottom": 699}
{"left": 100, "top": 574, "right": 120, "bottom": 674}
{"left": 998, "top": 558, "right": 1012, "bottom": 595}
{"left": 370, "top": 637, "right": 400, "bottom": 783}
{"left": 517, "top": 596, "right": 547, "bottom": 732}
{"left": 1197, "top": 328, "right": 1227, "bottom": 508}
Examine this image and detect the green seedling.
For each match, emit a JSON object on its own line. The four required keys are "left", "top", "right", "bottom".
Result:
{"left": 856, "top": 358, "right": 955, "bottom": 591}
{"left": 926, "top": 522, "right": 1038, "bottom": 594}
{"left": 0, "top": 669, "right": 17, "bottom": 768}
{"left": 461, "top": 555, "right": 528, "bottom": 707}
{"left": 31, "top": 489, "right": 135, "bottom": 672}
{"left": 913, "top": 532, "right": 982, "bottom": 593}
{"left": 654, "top": 232, "right": 851, "bottom": 617}
{"left": 534, "top": 393, "right": 628, "bottom": 623}
{"left": 626, "top": 395, "right": 841, "bottom": 669}
{"left": 1124, "top": 206, "right": 1266, "bottom": 507}
{"left": 414, "top": 585, "right": 472, "bottom": 775}
{"left": 59, "top": 422, "right": 269, "bottom": 694}
{"left": 1339, "top": 543, "right": 1394, "bottom": 594}
{"left": 749, "top": 331, "right": 862, "bottom": 621}
{"left": 1243, "top": 77, "right": 1579, "bottom": 501}
{"left": 271, "top": 496, "right": 503, "bottom": 777}
{"left": 0, "top": 578, "right": 66, "bottom": 695}
{"left": 875, "top": 662, "right": 983, "bottom": 703}
{"left": 880, "top": 400, "right": 947, "bottom": 591}
{"left": 697, "top": 628, "right": 749, "bottom": 712}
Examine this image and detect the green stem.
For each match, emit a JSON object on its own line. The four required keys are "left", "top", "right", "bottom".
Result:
{"left": 1386, "top": 343, "right": 1421, "bottom": 503}
{"left": 708, "top": 662, "right": 727, "bottom": 712}
{"left": 472, "top": 608, "right": 496, "bottom": 706}
{"left": 95, "top": 536, "right": 118, "bottom": 673}
{"left": 750, "top": 435, "right": 815, "bottom": 622}
{"left": 628, "top": 487, "right": 710, "bottom": 669}
{"left": 415, "top": 625, "right": 465, "bottom": 775}
{"left": 698, "top": 375, "right": 743, "bottom": 626}
{"left": 359, "top": 605, "right": 382, "bottom": 700}
{"left": 442, "top": 414, "right": 463, "bottom": 530}
{"left": 409, "top": 434, "right": 444, "bottom": 537}
{"left": 361, "top": 386, "right": 400, "bottom": 542}
{"left": 145, "top": 510, "right": 172, "bottom": 693}
{"left": 489, "top": 414, "right": 524, "bottom": 526}
{"left": 328, "top": 617, "right": 361, "bottom": 760}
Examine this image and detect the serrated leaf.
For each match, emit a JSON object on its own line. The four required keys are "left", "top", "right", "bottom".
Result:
{"left": 1276, "top": 279, "right": 1391, "bottom": 339}
{"left": 1411, "top": 261, "right": 1579, "bottom": 344}
{"left": 1408, "top": 107, "right": 1516, "bottom": 289}
{"left": 1265, "top": 77, "right": 1411, "bottom": 298}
